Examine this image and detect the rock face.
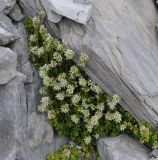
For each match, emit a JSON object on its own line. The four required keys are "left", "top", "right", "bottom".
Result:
{"left": 0, "top": 47, "right": 17, "bottom": 85}
{"left": 0, "top": 13, "right": 19, "bottom": 45}
{"left": 0, "top": 0, "right": 16, "bottom": 14}
{"left": 41, "top": 0, "right": 92, "bottom": 24}
{"left": 0, "top": 2, "right": 68, "bottom": 160}
{"left": 20, "top": 0, "right": 158, "bottom": 127}
{"left": 97, "top": 135, "right": 150, "bottom": 160}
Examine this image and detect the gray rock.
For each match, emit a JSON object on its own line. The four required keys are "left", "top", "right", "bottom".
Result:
{"left": 150, "top": 149, "right": 158, "bottom": 158}
{"left": 20, "top": 0, "right": 43, "bottom": 17}
{"left": 0, "top": 72, "right": 26, "bottom": 160}
{"left": 0, "top": 46, "right": 17, "bottom": 85}
{"left": 9, "top": 4, "right": 24, "bottom": 22}
{"left": 0, "top": 0, "right": 16, "bottom": 14}
{"left": 0, "top": 13, "right": 19, "bottom": 45}
{"left": 97, "top": 135, "right": 150, "bottom": 160}
{"left": 41, "top": 0, "right": 92, "bottom": 24}
{"left": 10, "top": 22, "right": 33, "bottom": 83}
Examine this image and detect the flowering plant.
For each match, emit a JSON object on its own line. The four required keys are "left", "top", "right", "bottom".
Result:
{"left": 24, "top": 11, "right": 158, "bottom": 158}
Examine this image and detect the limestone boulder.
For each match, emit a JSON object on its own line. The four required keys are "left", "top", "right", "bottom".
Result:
{"left": 0, "top": 47, "right": 17, "bottom": 85}
{"left": 0, "top": 0, "right": 16, "bottom": 14}
{"left": 97, "top": 135, "right": 150, "bottom": 160}
{"left": 0, "top": 13, "right": 19, "bottom": 45}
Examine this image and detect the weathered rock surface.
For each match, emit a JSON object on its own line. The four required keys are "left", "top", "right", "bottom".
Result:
{"left": 41, "top": 0, "right": 92, "bottom": 24}
{"left": 97, "top": 135, "right": 150, "bottom": 160}
{"left": 0, "top": 46, "right": 17, "bottom": 85}
{"left": 20, "top": 0, "right": 158, "bottom": 127}
{"left": 9, "top": 4, "right": 24, "bottom": 22}
{"left": 0, "top": 13, "right": 19, "bottom": 45}
{"left": 0, "top": 0, "right": 16, "bottom": 14}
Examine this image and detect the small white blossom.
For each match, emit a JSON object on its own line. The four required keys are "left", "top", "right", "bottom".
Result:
{"left": 50, "top": 60, "right": 58, "bottom": 68}
{"left": 66, "top": 84, "right": 75, "bottom": 95}
{"left": 79, "top": 77, "right": 87, "bottom": 87}
{"left": 40, "top": 25, "right": 47, "bottom": 34}
{"left": 43, "top": 76, "right": 52, "bottom": 86}
{"left": 71, "top": 94, "right": 81, "bottom": 105}
{"left": 84, "top": 136, "right": 91, "bottom": 145}
{"left": 61, "top": 104, "right": 69, "bottom": 113}
{"left": 38, "top": 97, "right": 50, "bottom": 113}
{"left": 78, "top": 108, "right": 90, "bottom": 118}
{"left": 71, "top": 114, "right": 79, "bottom": 124}
{"left": 53, "top": 52, "right": 62, "bottom": 62}
{"left": 77, "top": 53, "right": 89, "bottom": 68}
{"left": 65, "top": 49, "right": 75, "bottom": 59}
{"left": 105, "top": 111, "right": 113, "bottom": 121}
{"left": 94, "top": 134, "right": 100, "bottom": 140}
{"left": 53, "top": 83, "right": 62, "bottom": 91}
{"left": 89, "top": 104, "right": 95, "bottom": 111}
{"left": 69, "top": 66, "right": 80, "bottom": 79}
{"left": 107, "top": 95, "right": 121, "bottom": 110}
{"left": 57, "top": 43, "right": 64, "bottom": 51}
{"left": 97, "top": 103, "right": 104, "bottom": 112}
{"left": 56, "top": 92, "right": 65, "bottom": 101}
{"left": 120, "top": 124, "right": 127, "bottom": 131}
{"left": 39, "top": 64, "right": 50, "bottom": 78}
{"left": 29, "top": 35, "right": 37, "bottom": 43}
{"left": 113, "top": 111, "right": 122, "bottom": 123}
{"left": 47, "top": 110, "right": 56, "bottom": 120}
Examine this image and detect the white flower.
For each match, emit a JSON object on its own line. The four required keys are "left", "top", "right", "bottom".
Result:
{"left": 57, "top": 43, "right": 64, "bottom": 51}
{"left": 56, "top": 92, "right": 65, "bottom": 101}
{"left": 92, "top": 85, "right": 103, "bottom": 94}
{"left": 89, "top": 104, "right": 95, "bottom": 110}
{"left": 53, "top": 83, "right": 62, "bottom": 91}
{"left": 107, "top": 95, "right": 121, "bottom": 110}
{"left": 97, "top": 103, "right": 104, "bottom": 112}
{"left": 36, "top": 47, "right": 44, "bottom": 56}
{"left": 78, "top": 108, "right": 90, "bottom": 118}
{"left": 113, "top": 111, "right": 122, "bottom": 123}
{"left": 38, "top": 97, "right": 50, "bottom": 113}
{"left": 29, "top": 35, "right": 37, "bottom": 43}
{"left": 39, "top": 64, "right": 50, "bottom": 78}
{"left": 65, "top": 49, "right": 75, "bottom": 59}
{"left": 69, "top": 66, "right": 80, "bottom": 79}
{"left": 43, "top": 76, "right": 52, "bottom": 86}
{"left": 50, "top": 60, "right": 58, "bottom": 68}
{"left": 47, "top": 110, "right": 56, "bottom": 120}
{"left": 120, "top": 124, "right": 127, "bottom": 131}
{"left": 53, "top": 52, "right": 62, "bottom": 62}
{"left": 71, "top": 115, "right": 79, "bottom": 124}
{"left": 77, "top": 53, "right": 89, "bottom": 68}
{"left": 66, "top": 84, "right": 75, "bottom": 95}
{"left": 105, "top": 111, "right": 113, "bottom": 121}
{"left": 39, "top": 87, "right": 47, "bottom": 95}
{"left": 84, "top": 136, "right": 91, "bottom": 145}
{"left": 94, "top": 134, "right": 100, "bottom": 140}
{"left": 71, "top": 94, "right": 81, "bottom": 105}
{"left": 87, "top": 124, "right": 93, "bottom": 133}
{"left": 79, "top": 77, "right": 87, "bottom": 87}
{"left": 96, "top": 111, "right": 103, "bottom": 119}
{"left": 40, "top": 25, "right": 47, "bottom": 34}
{"left": 57, "top": 73, "right": 67, "bottom": 88}
{"left": 61, "top": 104, "right": 69, "bottom": 113}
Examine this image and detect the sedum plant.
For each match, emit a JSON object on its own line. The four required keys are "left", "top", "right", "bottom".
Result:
{"left": 47, "top": 144, "right": 101, "bottom": 160}
{"left": 25, "top": 11, "right": 158, "bottom": 159}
